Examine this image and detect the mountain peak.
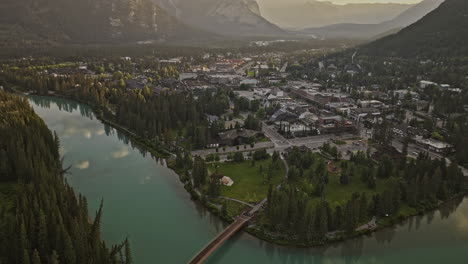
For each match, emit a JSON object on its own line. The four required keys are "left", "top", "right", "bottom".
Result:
{"left": 154, "top": 0, "right": 284, "bottom": 36}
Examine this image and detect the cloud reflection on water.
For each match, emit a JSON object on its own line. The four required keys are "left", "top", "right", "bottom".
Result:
{"left": 112, "top": 146, "right": 130, "bottom": 159}
{"left": 75, "top": 160, "right": 90, "bottom": 169}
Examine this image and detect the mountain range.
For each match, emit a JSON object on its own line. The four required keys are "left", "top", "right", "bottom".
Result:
{"left": 257, "top": 0, "right": 415, "bottom": 29}
{"left": 153, "top": 0, "right": 285, "bottom": 36}
{"left": 362, "top": 0, "right": 468, "bottom": 58}
{"left": 0, "top": 0, "right": 203, "bottom": 46}
{"left": 302, "top": 0, "right": 445, "bottom": 40}
{"left": 0, "top": 0, "right": 461, "bottom": 49}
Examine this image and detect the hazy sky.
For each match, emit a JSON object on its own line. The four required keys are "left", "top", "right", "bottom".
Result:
{"left": 326, "top": 0, "right": 422, "bottom": 3}
{"left": 258, "top": 0, "right": 424, "bottom": 4}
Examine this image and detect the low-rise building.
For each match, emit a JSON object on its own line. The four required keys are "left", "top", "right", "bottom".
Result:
{"left": 217, "top": 129, "right": 262, "bottom": 146}
{"left": 414, "top": 137, "right": 453, "bottom": 154}
{"left": 350, "top": 108, "right": 381, "bottom": 121}
{"left": 420, "top": 80, "right": 437, "bottom": 89}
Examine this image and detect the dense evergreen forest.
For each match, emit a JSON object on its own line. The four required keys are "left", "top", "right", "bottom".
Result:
{"left": 259, "top": 147, "right": 465, "bottom": 244}
{"left": 0, "top": 91, "right": 132, "bottom": 264}
{"left": 362, "top": 0, "right": 468, "bottom": 58}
{"left": 0, "top": 65, "right": 230, "bottom": 151}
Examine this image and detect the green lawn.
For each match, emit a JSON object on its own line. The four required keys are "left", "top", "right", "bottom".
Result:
{"left": 209, "top": 158, "right": 285, "bottom": 203}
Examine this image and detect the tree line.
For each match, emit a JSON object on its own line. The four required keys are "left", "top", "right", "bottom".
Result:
{"left": 260, "top": 146, "right": 465, "bottom": 244}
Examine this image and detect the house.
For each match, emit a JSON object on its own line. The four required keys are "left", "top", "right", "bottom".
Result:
{"left": 206, "top": 115, "right": 220, "bottom": 125}
{"left": 217, "top": 129, "right": 262, "bottom": 146}
{"left": 278, "top": 122, "right": 311, "bottom": 137}
{"left": 269, "top": 108, "right": 298, "bottom": 123}
{"left": 126, "top": 79, "right": 146, "bottom": 90}
{"left": 327, "top": 64, "right": 338, "bottom": 73}
{"left": 318, "top": 115, "right": 343, "bottom": 126}
{"left": 394, "top": 90, "right": 420, "bottom": 100}
{"left": 392, "top": 124, "right": 408, "bottom": 138}
{"left": 357, "top": 100, "right": 384, "bottom": 108}
{"left": 299, "top": 111, "right": 319, "bottom": 126}
{"left": 440, "top": 84, "right": 451, "bottom": 89}
{"left": 240, "top": 79, "right": 259, "bottom": 86}
{"left": 420, "top": 80, "right": 437, "bottom": 89}
{"left": 350, "top": 108, "right": 381, "bottom": 121}
{"left": 179, "top": 73, "right": 198, "bottom": 81}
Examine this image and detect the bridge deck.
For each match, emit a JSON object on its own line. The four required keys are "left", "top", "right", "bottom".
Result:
{"left": 188, "top": 214, "right": 251, "bottom": 264}
{"left": 188, "top": 197, "right": 268, "bottom": 264}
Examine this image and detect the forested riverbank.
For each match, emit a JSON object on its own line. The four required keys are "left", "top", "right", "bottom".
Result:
{"left": 0, "top": 91, "right": 132, "bottom": 264}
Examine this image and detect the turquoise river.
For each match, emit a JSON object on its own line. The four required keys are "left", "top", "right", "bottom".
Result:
{"left": 29, "top": 96, "right": 468, "bottom": 264}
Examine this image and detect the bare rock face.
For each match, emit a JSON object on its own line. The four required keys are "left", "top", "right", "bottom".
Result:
{"left": 244, "top": 0, "right": 262, "bottom": 16}
{"left": 153, "top": 0, "right": 284, "bottom": 36}
{"left": 0, "top": 0, "right": 201, "bottom": 45}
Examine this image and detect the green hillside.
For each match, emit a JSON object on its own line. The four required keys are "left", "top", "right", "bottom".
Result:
{"left": 361, "top": 0, "right": 468, "bottom": 58}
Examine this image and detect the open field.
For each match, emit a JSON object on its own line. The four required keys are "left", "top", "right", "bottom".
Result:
{"left": 209, "top": 158, "right": 285, "bottom": 203}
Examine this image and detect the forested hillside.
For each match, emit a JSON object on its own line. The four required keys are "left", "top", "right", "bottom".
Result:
{"left": 0, "top": 91, "right": 131, "bottom": 264}
{"left": 362, "top": 0, "right": 468, "bottom": 58}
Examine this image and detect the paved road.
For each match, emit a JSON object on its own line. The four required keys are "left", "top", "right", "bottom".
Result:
{"left": 218, "top": 197, "right": 255, "bottom": 208}
{"left": 280, "top": 62, "right": 288, "bottom": 73}
{"left": 262, "top": 122, "right": 291, "bottom": 148}
{"left": 262, "top": 122, "right": 356, "bottom": 153}
{"left": 192, "top": 142, "right": 275, "bottom": 157}
{"left": 236, "top": 62, "right": 255, "bottom": 75}
{"left": 392, "top": 139, "right": 468, "bottom": 176}
{"left": 356, "top": 216, "right": 377, "bottom": 232}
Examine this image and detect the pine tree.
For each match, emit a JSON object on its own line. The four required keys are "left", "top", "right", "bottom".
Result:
{"left": 124, "top": 239, "right": 133, "bottom": 264}
{"left": 31, "top": 250, "right": 41, "bottom": 264}
{"left": 22, "top": 249, "right": 30, "bottom": 264}
{"left": 63, "top": 233, "right": 76, "bottom": 264}
{"left": 49, "top": 251, "right": 60, "bottom": 264}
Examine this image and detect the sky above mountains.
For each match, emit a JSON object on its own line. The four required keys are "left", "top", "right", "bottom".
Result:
{"left": 330, "top": 0, "right": 422, "bottom": 3}
{"left": 257, "top": 0, "right": 422, "bottom": 4}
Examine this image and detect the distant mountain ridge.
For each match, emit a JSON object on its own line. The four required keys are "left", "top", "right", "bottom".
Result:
{"left": 258, "top": 0, "right": 414, "bottom": 29}
{"left": 361, "top": 0, "right": 468, "bottom": 58}
{"left": 302, "top": 0, "right": 444, "bottom": 40}
{"left": 0, "top": 0, "right": 203, "bottom": 46}
{"left": 153, "top": 0, "right": 285, "bottom": 36}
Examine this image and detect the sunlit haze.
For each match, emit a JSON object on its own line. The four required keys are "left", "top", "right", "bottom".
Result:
{"left": 258, "top": 0, "right": 423, "bottom": 4}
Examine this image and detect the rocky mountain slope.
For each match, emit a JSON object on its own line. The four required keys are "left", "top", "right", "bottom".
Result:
{"left": 153, "top": 0, "right": 285, "bottom": 36}
{"left": 0, "top": 0, "right": 201, "bottom": 46}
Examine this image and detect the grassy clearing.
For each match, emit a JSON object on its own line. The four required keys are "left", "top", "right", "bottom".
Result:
{"left": 209, "top": 157, "right": 285, "bottom": 203}
{"left": 322, "top": 172, "right": 396, "bottom": 207}
{"left": 333, "top": 140, "right": 347, "bottom": 145}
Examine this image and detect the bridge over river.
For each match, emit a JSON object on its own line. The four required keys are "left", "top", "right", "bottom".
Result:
{"left": 188, "top": 199, "right": 267, "bottom": 264}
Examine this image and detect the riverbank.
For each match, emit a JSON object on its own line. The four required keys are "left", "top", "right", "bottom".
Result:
{"left": 22, "top": 92, "right": 468, "bottom": 249}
